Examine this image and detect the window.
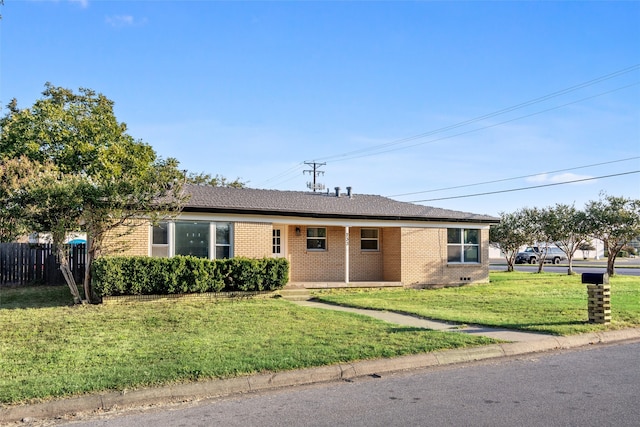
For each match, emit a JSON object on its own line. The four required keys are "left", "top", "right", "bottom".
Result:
{"left": 307, "top": 227, "right": 327, "bottom": 250}
{"left": 215, "top": 222, "right": 231, "bottom": 259}
{"left": 151, "top": 221, "right": 169, "bottom": 257}
{"left": 152, "top": 221, "right": 233, "bottom": 259}
{"left": 175, "top": 222, "right": 210, "bottom": 258}
{"left": 447, "top": 228, "right": 480, "bottom": 263}
{"left": 272, "top": 229, "right": 281, "bottom": 255}
{"left": 361, "top": 228, "right": 379, "bottom": 251}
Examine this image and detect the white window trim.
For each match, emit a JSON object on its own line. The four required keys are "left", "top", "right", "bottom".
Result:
{"left": 447, "top": 228, "right": 480, "bottom": 264}
{"left": 151, "top": 221, "right": 232, "bottom": 259}
{"left": 360, "top": 228, "right": 380, "bottom": 252}
{"left": 150, "top": 221, "right": 172, "bottom": 257}
{"left": 213, "top": 222, "right": 233, "bottom": 259}
{"left": 272, "top": 228, "right": 282, "bottom": 256}
{"left": 168, "top": 222, "right": 175, "bottom": 257}
{"left": 306, "top": 227, "right": 327, "bottom": 252}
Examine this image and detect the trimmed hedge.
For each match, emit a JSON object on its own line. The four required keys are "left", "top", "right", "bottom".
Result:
{"left": 92, "top": 256, "right": 289, "bottom": 297}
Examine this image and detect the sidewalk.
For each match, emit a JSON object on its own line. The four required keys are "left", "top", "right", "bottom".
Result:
{"left": 2, "top": 305, "right": 640, "bottom": 425}
{"left": 292, "top": 300, "right": 551, "bottom": 342}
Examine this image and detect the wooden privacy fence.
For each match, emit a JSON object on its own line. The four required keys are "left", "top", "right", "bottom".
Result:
{"left": 0, "top": 243, "right": 86, "bottom": 286}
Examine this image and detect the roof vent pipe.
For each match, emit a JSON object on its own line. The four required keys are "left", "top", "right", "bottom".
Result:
{"left": 335, "top": 187, "right": 341, "bottom": 197}
{"left": 346, "top": 186, "right": 352, "bottom": 198}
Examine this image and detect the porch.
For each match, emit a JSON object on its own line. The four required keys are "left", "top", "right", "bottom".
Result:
{"left": 276, "top": 224, "right": 402, "bottom": 284}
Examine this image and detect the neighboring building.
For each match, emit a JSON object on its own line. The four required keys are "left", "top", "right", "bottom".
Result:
{"left": 111, "top": 185, "right": 500, "bottom": 288}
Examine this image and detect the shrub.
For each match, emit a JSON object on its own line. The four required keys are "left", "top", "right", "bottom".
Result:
{"left": 92, "top": 256, "right": 289, "bottom": 297}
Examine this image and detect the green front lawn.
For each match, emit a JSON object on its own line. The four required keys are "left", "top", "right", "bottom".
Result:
{"left": 314, "top": 272, "right": 640, "bottom": 335}
{"left": 0, "top": 286, "right": 494, "bottom": 405}
{"left": 3, "top": 272, "right": 638, "bottom": 405}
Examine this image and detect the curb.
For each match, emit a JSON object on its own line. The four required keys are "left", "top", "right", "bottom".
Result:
{"left": 2, "top": 328, "right": 640, "bottom": 424}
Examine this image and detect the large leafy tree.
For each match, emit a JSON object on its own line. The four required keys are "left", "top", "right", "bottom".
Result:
{"left": 0, "top": 157, "right": 33, "bottom": 242}
{"left": 584, "top": 194, "right": 640, "bottom": 276}
{"left": 0, "top": 157, "right": 88, "bottom": 302}
{"left": 0, "top": 83, "right": 186, "bottom": 302}
{"left": 544, "top": 203, "right": 589, "bottom": 275}
{"left": 489, "top": 210, "right": 529, "bottom": 272}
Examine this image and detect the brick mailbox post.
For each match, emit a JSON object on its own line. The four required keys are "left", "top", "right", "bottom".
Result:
{"left": 581, "top": 273, "right": 611, "bottom": 324}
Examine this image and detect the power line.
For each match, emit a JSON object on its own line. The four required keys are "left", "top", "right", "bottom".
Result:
{"left": 388, "top": 156, "right": 640, "bottom": 197}
{"left": 312, "top": 64, "right": 640, "bottom": 163}
{"left": 258, "top": 64, "right": 639, "bottom": 190}
{"left": 266, "top": 171, "right": 305, "bottom": 187}
{"left": 322, "top": 82, "right": 640, "bottom": 163}
{"left": 258, "top": 162, "right": 306, "bottom": 187}
{"left": 407, "top": 171, "right": 640, "bottom": 203}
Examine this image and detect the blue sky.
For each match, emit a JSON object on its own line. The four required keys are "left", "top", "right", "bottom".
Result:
{"left": 1, "top": 0, "right": 639, "bottom": 216}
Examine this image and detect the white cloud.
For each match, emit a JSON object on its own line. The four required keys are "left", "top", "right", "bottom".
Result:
{"left": 28, "top": 0, "right": 89, "bottom": 8}
{"left": 105, "top": 15, "right": 146, "bottom": 28}
{"left": 526, "top": 173, "right": 593, "bottom": 185}
{"left": 69, "top": 0, "right": 89, "bottom": 8}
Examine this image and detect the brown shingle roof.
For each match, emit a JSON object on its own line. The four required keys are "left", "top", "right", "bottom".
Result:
{"left": 182, "top": 184, "right": 499, "bottom": 223}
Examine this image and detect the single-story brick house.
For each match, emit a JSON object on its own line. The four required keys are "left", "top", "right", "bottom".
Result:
{"left": 116, "top": 184, "right": 499, "bottom": 288}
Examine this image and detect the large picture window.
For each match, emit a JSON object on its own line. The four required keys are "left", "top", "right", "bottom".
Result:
{"left": 360, "top": 228, "right": 379, "bottom": 251}
{"left": 307, "top": 227, "right": 327, "bottom": 251}
{"left": 151, "top": 221, "right": 232, "bottom": 259}
{"left": 447, "top": 228, "right": 480, "bottom": 263}
{"left": 175, "top": 222, "right": 210, "bottom": 258}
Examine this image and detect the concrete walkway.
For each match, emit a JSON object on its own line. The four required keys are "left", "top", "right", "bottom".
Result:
{"left": 292, "top": 300, "right": 553, "bottom": 342}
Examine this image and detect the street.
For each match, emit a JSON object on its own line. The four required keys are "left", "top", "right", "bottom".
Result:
{"left": 490, "top": 258, "right": 640, "bottom": 276}
{"left": 55, "top": 341, "right": 640, "bottom": 427}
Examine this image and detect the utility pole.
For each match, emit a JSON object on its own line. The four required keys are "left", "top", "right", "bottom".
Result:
{"left": 303, "top": 161, "right": 326, "bottom": 192}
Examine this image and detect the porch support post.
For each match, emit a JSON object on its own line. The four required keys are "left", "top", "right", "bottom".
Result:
{"left": 345, "top": 226, "right": 350, "bottom": 283}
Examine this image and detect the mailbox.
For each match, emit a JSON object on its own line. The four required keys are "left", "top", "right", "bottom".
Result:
{"left": 581, "top": 272, "right": 609, "bottom": 285}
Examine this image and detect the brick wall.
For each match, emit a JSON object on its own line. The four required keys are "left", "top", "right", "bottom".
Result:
{"left": 234, "top": 222, "right": 272, "bottom": 258}
{"left": 287, "top": 226, "right": 396, "bottom": 282}
{"left": 348, "top": 227, "right": 383, "bottom": 281}
{"left": 400, "top": 227, "right": 490, "bottom": 286}
{"left": 288, "top": 225, "right": 346, "bottom": 282}
{"left": 101, "top": 217, "right": 491, "bottom": 287}
{"left": 106, "top": 220, "right": 274, "bottom": 259}
{"left": 382, "top": 227, "right": 402, "bottom": 281}
{"left": 102, "top": 219, "right": 150, "bottom": 256}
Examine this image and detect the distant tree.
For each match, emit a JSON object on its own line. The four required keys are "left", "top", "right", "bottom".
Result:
{"left": 621, "top": 244, "right": 637, "bottom": 257}
{"left": 585, "top": 194, "right": 640, "bottom": 276}
{"left": 579, "top": 240, "right": 596, "bottom": 259}
{"left": 489, "top": 210, "right": 529, "bottom": 272}
{"left": 186, "top": 172, "right": 245, "bottom": 188}
{"left": 0, "top": 83, "right": 186, "bottom": 302}
{"left": 521, "top": 207, "right": 555, "bottom": 273}
{"left": 544, "top": 203, "right": 589, "bottom": 275}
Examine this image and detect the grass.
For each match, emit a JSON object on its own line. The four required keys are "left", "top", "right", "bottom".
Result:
{"left": 314, "top": 272, "right": 640, "bottom": 336}
{"left": 0, "top": 286, "right": 494, "bottom": 405}
{"left": 3, "top": 271, "right": 638, "bottom": 405}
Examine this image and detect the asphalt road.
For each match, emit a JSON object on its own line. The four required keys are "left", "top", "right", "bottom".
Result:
{"left": 54, "top": 341, "right": 640, "bottom": 427}
{"left": 490, "top": 259, "right": 640, "bottom": 276}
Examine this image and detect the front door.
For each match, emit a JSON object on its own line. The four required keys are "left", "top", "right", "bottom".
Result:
{"left": 272, "top": 227, "right": 286, "bottom": 258}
